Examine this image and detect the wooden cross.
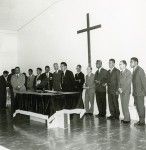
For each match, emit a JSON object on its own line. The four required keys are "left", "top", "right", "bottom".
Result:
{"left": 77, "top": 13, "right": 101, "bottom": 67}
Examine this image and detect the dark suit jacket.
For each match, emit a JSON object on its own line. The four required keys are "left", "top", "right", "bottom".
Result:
{"left": 40, "top": 72, "right": 53, "bottom": 90}
{"left": 107, "top": 67, "right": 120, "bottom": 95}
{"left": 53, "top": 70, "right": 62, "bottom": 91}
{"left": 75, "top": 72, "right": 85, "bottom": 92}
{"left": 33, "top": 75, "right": 43, "bottom": 90}
{"left": 0, "top": 75, "right": 8, "bottom": 102}
{"left": 132, "top": 66, "right": 146, "bottom": 96}
{"left": 61, "top": 70, "right": 75, "bottom": 92}
{"left": 94, "top": 68, "right": 108, "bottom": 92}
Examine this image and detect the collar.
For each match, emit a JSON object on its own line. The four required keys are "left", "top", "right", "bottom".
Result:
{"left": 98, "top": 67, "right": 102, "bottom": 73}
{"left": 110, "top": 67, "right": 114, "bottom": 72}
{"left": 88, "top": 73, "right": 92, "bottom": 77}
{"left": 55, "top": 70, "right": 58, "bottom": 73}
{"left": 64, "top": 69, "right": 67, "bottom": 75}
{"left": 133, "top": 65, "right": 138, "bottom": 72}
{"left": 121, "top": 68, "right": 126, "bottom": 73}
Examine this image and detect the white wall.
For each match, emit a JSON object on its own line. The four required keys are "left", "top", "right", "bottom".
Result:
{"left": 0, "top": 30, "right": 18, "bottom": 74}
{"left": 17, "top": 0, "right": 146, "bottom": 120}
{"left": 18, "top": 0, "right": 146, "bottom": 74}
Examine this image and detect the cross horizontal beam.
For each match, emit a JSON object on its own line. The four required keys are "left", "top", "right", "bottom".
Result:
{"left": 77, "top": 24, "right": 101, "bottom": 34}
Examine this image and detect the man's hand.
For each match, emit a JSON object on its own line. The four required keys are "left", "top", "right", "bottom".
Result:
{"left": 95, "top": 80, "right": 100, "bottom": 84}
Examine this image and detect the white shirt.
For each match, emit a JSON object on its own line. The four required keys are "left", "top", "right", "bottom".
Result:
{"left": 110, "top": 67, "right": 114, "bottom": 73}
{"left": 63, "top": 69, "right": 67, "bottom": 76}
{"left": 98, "top": 67, "right": 102, "bottom": 73}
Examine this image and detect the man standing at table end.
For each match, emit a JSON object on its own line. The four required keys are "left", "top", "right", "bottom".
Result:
{"left": 130, "top": 57, "right": 146, "bottom": 126}
{"left": 60, "top": 62, "right": 75, "bottom": 92}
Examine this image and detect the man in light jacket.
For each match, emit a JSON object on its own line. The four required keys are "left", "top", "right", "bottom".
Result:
{"left": 118, "top": 60, "right": 132, "bottom": 124}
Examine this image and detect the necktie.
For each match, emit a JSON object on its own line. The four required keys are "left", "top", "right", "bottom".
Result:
{"left": 62, "top": 72, "right": 64, "bottom": 84}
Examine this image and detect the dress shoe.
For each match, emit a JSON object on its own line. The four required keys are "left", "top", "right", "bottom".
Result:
{"left": 95, "top": 114, "right": 102, "bottom": 118}
{"left": 121, "top": 120, "right": 131, "bottom": 124}
{"left": 107, "top": 116, "right": 115, "bottom": 120}
{"left": 134, "top": 121, "right": 145, "bottom": 126}
{"left": 115, "top": 117, "right": 120, "bottom": 120}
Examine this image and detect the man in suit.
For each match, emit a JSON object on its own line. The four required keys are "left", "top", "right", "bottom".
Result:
{"left": 0, "top": 71, "right": 9, "bottom": 109}
{"left": 118, "top": 60, "right": 132, "bottom": 124}
{"left": 60, "top": 62, "right": 75, "bottom": 92}
{"left": 7, "top": 69, "right": 15, "bottom": 86}
{"left": 130, "top": 57, "right": 146, "bottom": 126}
{"left": 75, "top": 65, "right": 85, "bottom": 93}
{"left": 94, "top": 60, "right": 108, "bottom": 118}
{"left": 33, "top": 68, "right": 43, "bottom": 90}
{"left": 107, "top": 59, "right": 120, "bottom": 120}
{"left": 40, "top": 66, "right": 53, "bottom": 90}
{"left": 84, "top": 66, "right": 95, "bottom": 115}
{"left": 52, "top": 63, "right": 62, "bottom": 91}
{"left": 11, "top": 67, "right": 26, "bottom": 93}
{"left": 27, "top": 69, "right": 35, "bottom": 91}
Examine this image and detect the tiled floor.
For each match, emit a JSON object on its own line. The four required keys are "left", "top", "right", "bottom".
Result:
{"left": 0, "top": 108, "right": 146, "bottom": 150}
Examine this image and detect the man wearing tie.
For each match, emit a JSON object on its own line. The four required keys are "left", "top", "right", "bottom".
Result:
{"left": 118, "top": 60, "right": 132, "bottom": 124}
{"left": 94, "top": 60, "right": 108, "bottom": 118}
{"left": 11, "top": 67, "right": 26, "bottom": 93}
{"left": 60, "top": 62, "right": 75, "bottom": 92}
{"left": 75, "top": 65, "right": 85, "bottom": 94}
{"left": 130, "top": 57, "right": 146, "bottom": 126}
{"left": 40, "top": 66, "right": 53, "bottom": 90}
{"left": 0, "top": 71, "right": 9, "bottom": 109}
{"left": 33, "top": 68, "right": 42, "bottom": 90}
{"left": 27, "top": 69, "right": 35, "bottom": 91}
{"left": 107, "top": 59, "right": 120, "bottom": 120}
{"left": 84, "top": 66, "right": 95, "bottom": 115}
{"left": 52, "top": 63, "right": 62, "bottom": 91}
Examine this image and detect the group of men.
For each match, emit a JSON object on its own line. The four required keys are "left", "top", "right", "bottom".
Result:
{"left": 84, "top": 57, "right": 146, "bottom": 126}
{"left": 0, "top": 57, "right": 146, "bottom": 126}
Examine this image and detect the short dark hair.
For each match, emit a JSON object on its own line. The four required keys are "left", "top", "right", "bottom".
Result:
{"left": 109, "top": 59, "right": 115, "bottom": 64}
{"left": 37, "top": 68, "right": 42, "bottom": 71}
{"left": 45, "top": 66, "right": 50, "bottom": 69}
{"left": 96, "top": 60, "right": 102, "bottom": 64}
{"left": 77, "top": 64, "right": 82, "bottom": 68}
{"left": 3, "top": 70, "right": 9, "bottom": 75}
{"left": 28, "top": 69, "right": 33, "bottom": 73}
{"left": 15, "top": 66, "right": 20, "bottom": 70}
{"left": 131, "top": 57, "right": 138, "bottom": 63}
{"left": 121, "top": 60, "right": 127, "bottom": 66}
{"left": 61, "top": 62, "right": 67, "bottom": 67}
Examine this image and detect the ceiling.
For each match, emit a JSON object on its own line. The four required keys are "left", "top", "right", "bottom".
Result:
{"left": 0, "top": 0, "right": 56, "bottom": 31}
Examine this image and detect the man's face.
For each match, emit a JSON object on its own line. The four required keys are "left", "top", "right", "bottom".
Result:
{"left": 96, "top": 61, "right": 102, "bottom": 69}
{"left": 109, "top": 61, "right": 115, "bottom": 69}
{"left": 3, "top": 73, "right": 8, "bottom": 78}
{"left": 45, "top": 67, "right": 50, "bottom": 73}
{"left": 61, "top": 64, "right": 66, "bottom": 71}
{"left": 54, "top": 64, "right": 59, "bottom": 71}
{"left": 37, "top": 69, "right": 41, "bottom": 75}
{"left": 76, "top": 66, "right": 81, "bottom": 73}
{"left": 15, "top": 68, "right": 20, "bottom": 74}
{"left": 119, "top": 62, "right": 125, "bottom": 71}
{"left": 28, "top": 71, "right": 33, "bottom": 76}
{"left": 130, "top": 60, "right": 136, "bottom": 68}
{"left": 87, "top": 67, "right": 92, "bottom": 74}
